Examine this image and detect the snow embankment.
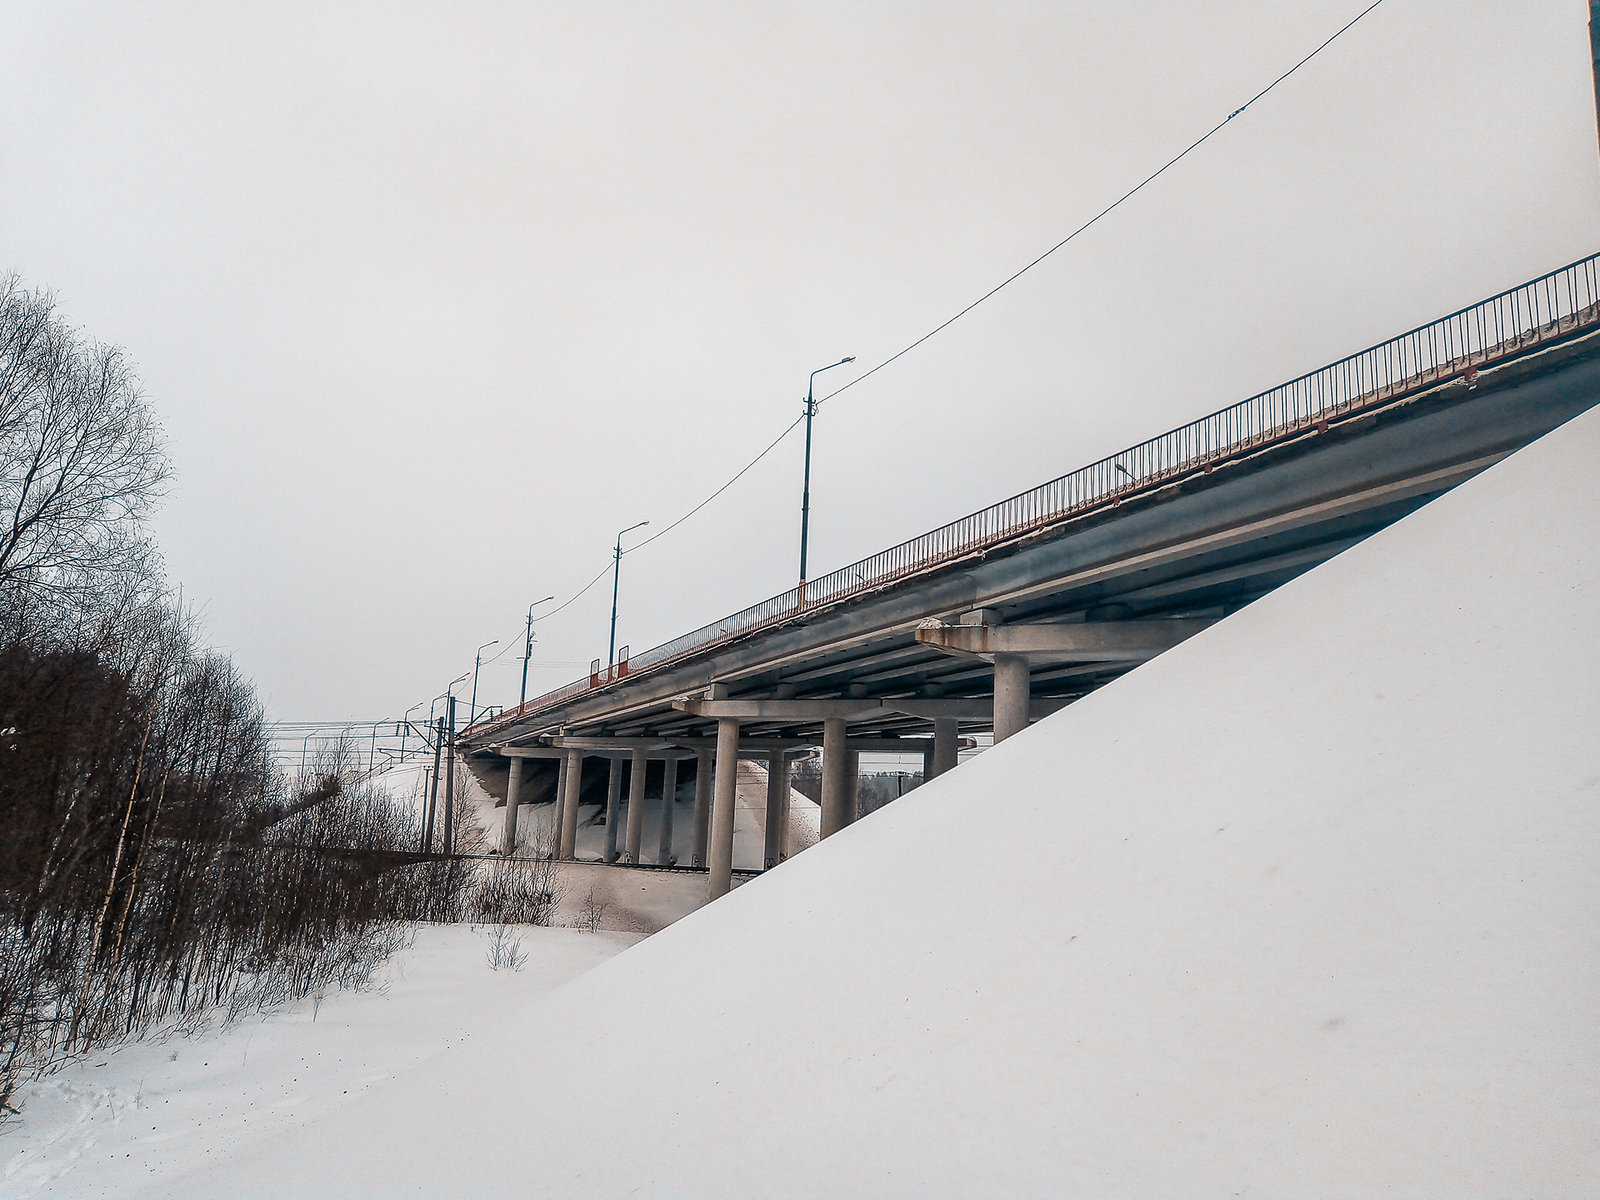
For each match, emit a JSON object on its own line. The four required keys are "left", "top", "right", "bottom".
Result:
{"left": 153, "top": 403, "right": 1599, "bottom": 1197}
{"left": 1, "top": 926, "right": 639, "bottom": 1198}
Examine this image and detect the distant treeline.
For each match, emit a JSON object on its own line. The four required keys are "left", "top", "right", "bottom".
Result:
{"left": 0, "top": 274, "right": 474, "bottom": 1115}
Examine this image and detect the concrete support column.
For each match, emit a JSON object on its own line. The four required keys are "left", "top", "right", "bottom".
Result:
{"left": 657, "top": 757, "right": 678, "bottom": 865}
{"left": 844, "top": 749, "right": 861, "bottom": 828}
{"left": 922, "top": 746, "right": 935, "bottom": 786}
{"left": 604, "top": 758, "right": 624, "bottom": 863}
{"left": 931, "top": 717, "right": 960, "bottom": 779}
{"left": 763, "top": 749, "right": 789, "bottom": 869}
{"left": 624, "top": 747, "right": 648, "bottom": 864}
{"left": 691, "top": 750, "right": 713, "bottom": 868}
{"left": 558, "top": 749, "right": 583, "bottom": 860}
{"left": 500, "top": 755, "right": 524, "bottom": 855}
{"left": 819, "top": 717, "right": 851, "bottom": 839}
{"left": 993, "top": 653, "right": 1032, "bottom": 743}
{"left": 706, "top": 717, "right": 741, "bottom": 900}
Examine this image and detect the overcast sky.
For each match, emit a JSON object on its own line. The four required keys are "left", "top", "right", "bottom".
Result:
{"left": 2, "top": 0, "right": 1596, "bottom": 725}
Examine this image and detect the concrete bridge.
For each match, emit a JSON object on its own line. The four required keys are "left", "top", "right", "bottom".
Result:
{"left": 462, "top": 253, "right": 1600, "bottom": 902}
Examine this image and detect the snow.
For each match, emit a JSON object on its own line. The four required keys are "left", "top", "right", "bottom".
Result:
{"left": 15, "top": 403, "right": 1600, "bottom": 1197}
{"left": 1, "top": 925, "right": 639, "bottom": 1198}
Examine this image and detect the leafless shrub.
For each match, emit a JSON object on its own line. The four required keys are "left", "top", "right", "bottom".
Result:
{"left": 575, "top": 883, "right": 612, "bottom": 934}
{"left": 483, "top": 927, "right": 526, "bottom": 973}
{"left": 0, "top": 609, "right": 470, "bottom": 1118}
{"left": 469, "top": 861, "right": 562, "bottom": 927}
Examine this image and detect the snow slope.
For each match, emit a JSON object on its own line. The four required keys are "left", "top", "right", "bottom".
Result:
{"left": 151, "top": 402, "right": 1600, "bottom": 1197}
{"left": 1, "top": 926, "right": 639, "bottom": 1198}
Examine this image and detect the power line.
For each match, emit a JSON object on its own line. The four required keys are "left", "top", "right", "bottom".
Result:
{"left": 459, "top": 0, "right": 1388, "bottom": 693}
{"left": 476, "top": 415, "right": 807, "bottom": 671}
{"left": 817, "top": 0, "right": 1388, "bottom": 408}
{"left": 628, "top": 415, "right": 806, "bottom": 553}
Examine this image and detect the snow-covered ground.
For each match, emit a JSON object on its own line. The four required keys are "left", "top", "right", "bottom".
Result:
{"left": 9, "top": 403, "right": 1598, "bottom": 1197}
{"left": 1, "top": 682, "right": 824, "bottom": 1195}
{"left": 0, "top": 925, "right": 639, "bottom": 1198}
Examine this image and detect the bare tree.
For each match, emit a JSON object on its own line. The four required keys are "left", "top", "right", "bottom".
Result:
{"left": 0, "top": 275, "right": 169, "bottom": 613}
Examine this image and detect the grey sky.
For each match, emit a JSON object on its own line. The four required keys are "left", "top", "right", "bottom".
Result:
{"left": 2, "top": 0, "right": 1595, "bottom": 723}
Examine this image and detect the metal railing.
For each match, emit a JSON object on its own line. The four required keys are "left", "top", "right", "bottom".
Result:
{"left": 470, "top": 252, "right": 1600, "bottom": 738}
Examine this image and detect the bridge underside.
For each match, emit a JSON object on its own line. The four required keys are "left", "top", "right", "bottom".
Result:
{"left": 465, "top": 323, "right": 1600, "bottom": 898}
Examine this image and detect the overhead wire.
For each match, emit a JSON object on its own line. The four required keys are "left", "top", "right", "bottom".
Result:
{"left": 816, "top": 0, "right": 1388, "bottom": 408}
{"left": 457, "top": 0, "right": 1389, "bottom": 699}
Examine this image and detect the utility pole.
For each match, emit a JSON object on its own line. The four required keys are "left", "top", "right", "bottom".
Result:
{"left": 441, "top": 694, "right": 460, "bottom": 857}
{"left": 422, "top": 718, "right": 443, "bottom": 852}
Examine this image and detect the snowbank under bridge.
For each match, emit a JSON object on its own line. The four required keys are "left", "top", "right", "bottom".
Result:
{"left": 152, "top": 403, "right": 1600, "bottom": 1197}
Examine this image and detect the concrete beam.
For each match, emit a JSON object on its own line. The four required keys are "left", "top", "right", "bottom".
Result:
{"left": 914, "top": 618, "right": 1214, "bottom": 663}
{"left": 542, "top": 736, "right": 690, "bottom": 754}
{"left": 493, "top": 745, "right": 568, "bottom": 759}
{"left": 884, "top": 697, "right": 1070, "bottom": 721}
{"left": 666, "top": 736, "right": 968, "bottom": 754}
{"left": 672, "top": 697, "right": 883, "bottom": 721}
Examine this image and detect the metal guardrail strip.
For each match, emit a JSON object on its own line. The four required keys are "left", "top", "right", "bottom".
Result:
{"left": 470, "top": 252, "right": 1600, "bottom": 739}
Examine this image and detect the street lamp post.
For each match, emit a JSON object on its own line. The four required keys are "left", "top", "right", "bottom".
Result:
{"left": 798, "top": 357, "right": 855, "bottom": 602}
{"left": 469, "top": 640, "right": 498, "bottom": 727}
{"left": 521, "top": 596, "right": 555, "bottom": 707}
{"left": 608, "top": 521, "right": 650, "bottom": 671}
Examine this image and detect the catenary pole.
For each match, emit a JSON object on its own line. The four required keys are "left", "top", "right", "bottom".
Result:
{"left": 422, "top": 718, "right": 443, "bottom": 852}
{"left": 443, "top": 695, "right": 457, "bottom": 854}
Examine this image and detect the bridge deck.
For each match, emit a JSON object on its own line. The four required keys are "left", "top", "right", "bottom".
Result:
{"left": 465, "top": 254, "right": 1600, "bottom": 752}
